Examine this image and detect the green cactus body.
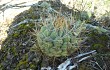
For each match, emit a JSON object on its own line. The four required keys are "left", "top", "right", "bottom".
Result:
{"left": 54, "top": 37, "right": 63, "bottom": 47}
{"left": 37, "top": 23, "right": 79, "bottom": 57}
{"left": 43, "top": 29, "right": 50, "bottom": 37}
{"left": 40, "top": 26, "right": 47, "bottom": 32}
{"left": 58, "top": 29, "right": 64, "bottom": 37}
{"left": 63, "top": 35, "right": 71, "bottom": 42}
{"left": 50, "top": 30, "right": 58, "bottom": 39}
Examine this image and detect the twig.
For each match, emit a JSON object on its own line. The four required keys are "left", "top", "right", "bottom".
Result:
{"left": 11, "top": 19, "right": 39, "bottom": 28}
{"left": 57, "top": 58, "right": 72, "bottom": 70}
{"left": 74, "top": 50, "right": 96, "bottom": 59}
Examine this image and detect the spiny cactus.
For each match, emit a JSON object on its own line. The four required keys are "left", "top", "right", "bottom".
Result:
{"left": 34, "top": 16, "right": 85, "bottom": 57}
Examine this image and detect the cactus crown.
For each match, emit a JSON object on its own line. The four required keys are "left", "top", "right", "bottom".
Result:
{"left": 54, "top": 16, "right": 69, "bottom": 29}
{"left": 32, "top": 13, "right": 85, "bottom": 57}
{"left": 35, "top": 16, "right": 74, "bottom": 57}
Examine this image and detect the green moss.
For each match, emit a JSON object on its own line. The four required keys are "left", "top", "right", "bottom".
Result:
{"left": 79, "top": 63, "right": 93, "bottom": 70}
{"left": 92, "top": 43, "right": 104, "bottom": 49}
{"left": 18, "top": 24, "right": 31, "bottom": 29}
{"left": 11, "top": 47, "right": 18, "bottom": 56}
{"left": 13, "top": 32, "right": 20, "bottom": 37}
{"left": 14, "top": 52, "right": 29, "bottom": 69}
{"left": 0, "top": 64, "right": 3, "bottom": 70}
{"left": 15, "top": 61, "right": 28, "bottom": 70}
{"left": 29, "top": 63, "right": 36, "bottom": 69}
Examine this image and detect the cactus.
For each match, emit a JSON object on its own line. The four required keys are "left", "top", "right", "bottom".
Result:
{"left": 35, "top": 16, "right": 84, "bottom": 57}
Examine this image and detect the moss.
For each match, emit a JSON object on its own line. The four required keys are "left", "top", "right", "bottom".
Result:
{"left": 15, "top": 61, "right": 28, "bottom": 70}
{"left": 79, "top": 63, "right": 93, "bottom": 70}
{"left": 11, "top": 47, "right": 18, "bottom": 56}
{"left": 15, "top": 54, "right": 28, "bottom": 69}
{"left": 87, "top": 30, "right": 109, "bottom": 50}
{"left": 0, "top": 64, "right": 3, "bottom": 70}
{"left": 18, "top": 24, "right": 31, "bottom": 29}
{"left": 92, "top": 43, "right": 104, "bottom": 49}
{"left": 13, "top": 32, "right": 20, "bottom": 38}
{"left": 29, "top": 63, "right": 36, "bottom": 69}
